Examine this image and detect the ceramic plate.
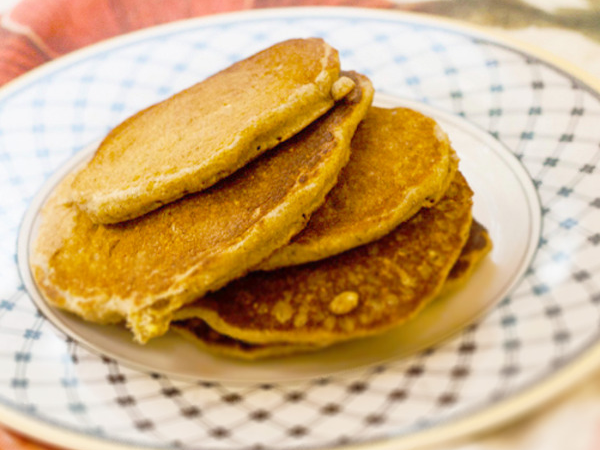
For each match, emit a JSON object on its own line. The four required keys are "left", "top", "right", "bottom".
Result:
{"left": 2, "top": 7, "right": 600, "bottom": 450}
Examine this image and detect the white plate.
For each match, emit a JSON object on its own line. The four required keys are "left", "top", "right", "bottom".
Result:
{"left": 18, "top": 94, "right": 538, "bottom": 383}
{"left": 2, "top": 7, "right": 600, "bottom": 450}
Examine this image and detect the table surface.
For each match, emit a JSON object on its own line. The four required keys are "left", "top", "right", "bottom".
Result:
{"left": 0, "top": 1, "right": 598, "bottom": 450}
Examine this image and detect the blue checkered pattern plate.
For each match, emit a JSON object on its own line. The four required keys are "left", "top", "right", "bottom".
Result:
{"left": 2, "top": 8, "right": 600, "bottom": 450}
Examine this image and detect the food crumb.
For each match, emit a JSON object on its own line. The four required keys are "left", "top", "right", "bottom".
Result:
{"left": 329, "top": 291, "right": 359, "bottom": 315}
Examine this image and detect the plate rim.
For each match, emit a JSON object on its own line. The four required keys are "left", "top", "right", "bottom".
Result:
{"left": 1, "top": 6, "right": 599, "bottom": 450}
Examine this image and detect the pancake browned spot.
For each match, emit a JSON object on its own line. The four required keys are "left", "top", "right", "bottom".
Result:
{"left": 70, "top": 38, "right": 355, "bottom": 224}
{"left": 259, "top": 106, "right": 458, "bottom": 271}
{"left": 173, "top": 220, "right": 491, "bottom": 360}
{"left": 173, "top": 172, "right": 474, "bottom": 347}
{"left": 30, "top": 71, "right": 374, "bottom": 344}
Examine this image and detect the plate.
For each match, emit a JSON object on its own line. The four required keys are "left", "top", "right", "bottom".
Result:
{"left": 18, "top": 93, "right": 538, "bottom": 383}
{"left": 1, "top": 7, "right": 600, "bottom": 450}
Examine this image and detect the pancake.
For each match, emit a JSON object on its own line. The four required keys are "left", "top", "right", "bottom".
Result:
{"left": 173, "top": 171, "right": 474, "bottom": 347}
{"left": 259, "top": 106, "right": 458, "bottom": 271}
{"left": 173, "top": 220, "right": 492, "bottom": 359}
{"left": 30, "top": 71, "right": 374, "bottom": 344}
{"left": 70, "top": 38, "right": 355, "bottom": 224}
{"left": 441, "top": 220, "right": 493, "bottom": 293}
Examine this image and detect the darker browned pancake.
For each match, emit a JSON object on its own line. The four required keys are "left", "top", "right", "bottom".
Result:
{"left": 174, "top": 220, "right": 491, "bottom": 359}
{"left": 173, "top": 172, "right": 474, "bottom": 346}
{"left": 441, "top": 220, "right": 493, "bottom": 293}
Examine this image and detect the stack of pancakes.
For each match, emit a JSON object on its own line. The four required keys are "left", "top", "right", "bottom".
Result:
{"left": 31, "top": 38, "right": 492, "bottom": 359}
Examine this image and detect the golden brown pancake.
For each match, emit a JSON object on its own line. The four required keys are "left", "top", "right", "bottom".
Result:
{"left": 70, "top": 38, "right": 355, "bottom": 224}
{"left": 173, "top": 172, "right": 474, "bottom": 347}
{"left": 259, "top": 106, "right": 457, "bottom": 271}
{"left": 30, "top": 71, "right": 374, "bottom": 344}
{"left": 173, "top": 220, "right": 492, "bottom": 359}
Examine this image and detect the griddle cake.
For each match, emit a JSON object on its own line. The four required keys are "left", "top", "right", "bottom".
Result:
{"left": 442, "top": 220, "right": 493, "bottom": 293}
{"left": 175, "top": 319, "right": 320, "bottom": 360}
{"left": 31, "top": 71, "right": 374, "bottom": 344}
{"left": 173, "top": 172, "right": 473, "bottom": 347}
{"left": 259, "top": 106, "right": 458, "bottom": 271}
{"left": 71, "top": 38, "right": 355, "bottom": 224}
{"left": 173, "top": 220, "right": 491, "bottom": 359}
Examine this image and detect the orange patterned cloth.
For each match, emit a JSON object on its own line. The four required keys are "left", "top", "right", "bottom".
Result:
{"left": 0, "top": 426, "right": 58, "bottom": 450}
